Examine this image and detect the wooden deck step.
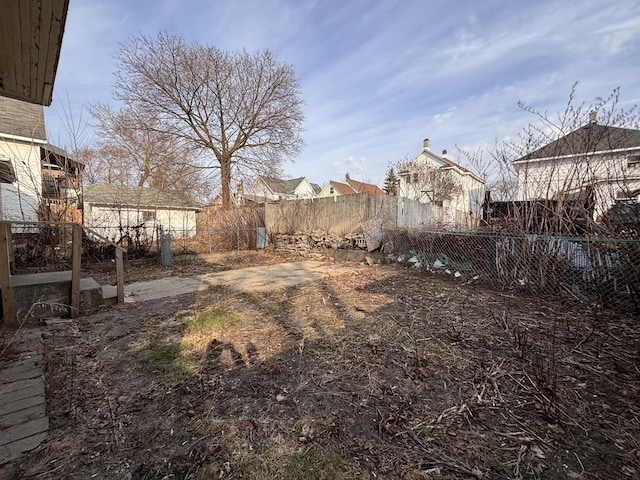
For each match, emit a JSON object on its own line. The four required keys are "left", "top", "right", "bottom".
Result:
{"left": 0, "top": 347, "right": 48, "bottom": 465}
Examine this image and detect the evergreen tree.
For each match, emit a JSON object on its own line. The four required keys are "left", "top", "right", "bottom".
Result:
{"left": 383, "top": 167, "right": 399, "bottom": 195}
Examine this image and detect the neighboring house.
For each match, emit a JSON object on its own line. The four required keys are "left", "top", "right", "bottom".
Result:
{"left": 318, "top": 175, "right": 385, "bottom": 198}
{"left": 318, "top": 180, "right": 355, "bottom": 198}
{"left": 398, "top": 138, "right": 485, "bottom": 226}
{"left": 513, "top": 112, "right": 640, "bottom": 226}
{"left": 248, "top": 176, "right": 319, "bottom": 202}
{"left": 83, "top": 183, "right": 201, "bottom": 239}
{"left": 209, "top": 181, "right": 252, "bottom": 206}
{"left": 0, "top": 97, "right": 82, "bottom": 222}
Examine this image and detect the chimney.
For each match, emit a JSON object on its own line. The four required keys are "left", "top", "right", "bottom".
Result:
{"left": 442, "top": 149, "right": 448, "bottom": 159}
{"left": 423, "top": 138, "right": 430, "bottom": 151}
{"left": 589, "top": 110, "right": 597, "bottom": 124}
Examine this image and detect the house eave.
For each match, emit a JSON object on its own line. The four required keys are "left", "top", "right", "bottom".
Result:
{"left": 0, "top": 132, "right": 48, "bottom": 145}
{"left": 87, "top": 202, "right": 201, "bottom": 212}
{"left": 514, "top": 145, "right": 640, "bottom": 166}
{"left": 0, "top": 0, "right": 70, "bottom": 106}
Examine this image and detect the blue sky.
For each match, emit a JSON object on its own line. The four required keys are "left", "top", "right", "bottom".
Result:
{"left": 45, "top": 0, "right": 640, "bottom": 189}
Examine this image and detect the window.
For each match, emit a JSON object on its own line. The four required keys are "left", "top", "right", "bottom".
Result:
{"left": 329, "top": 186, "right": 334, "bottom": 194}
{"left": 0, "top": 157, "right": 16, "bottom": 183}
{"left": 41, "top": 174, "right": 59, "bottom": 197}
{"left": 142, "top": 210, "right": 156, "bottom": 222}
{"left": 628, "top": 155, "right": 640, "bottom": 169}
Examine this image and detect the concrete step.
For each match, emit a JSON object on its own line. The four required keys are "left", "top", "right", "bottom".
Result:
{"left": 100, "top": 284, "right": 118, "bottom": 306}
{"left": 10, "top": 271, "right": 106, "bottom": 321}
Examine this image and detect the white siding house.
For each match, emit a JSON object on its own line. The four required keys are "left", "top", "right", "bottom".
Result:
{"left": 0, "top": 97, "right": 81, "bottom": 223}
{"left": 84, "top": 183, "right": 201, "bottom": 240}
{"left": 248, "top": 176, "right": 320, "bottom": 201}
{"left": 398, "top": 139, "right": 485, "bottom": 228}
{"left": 0, "top": 137, "right": 42, "bottom": 222}
{"left": 513, "top": 115, "right": 640, "bottom": 223}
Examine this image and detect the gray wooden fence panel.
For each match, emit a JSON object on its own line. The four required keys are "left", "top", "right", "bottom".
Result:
{"left": 265, "top": 194, "right": 399, "bottom": 235}
{"left": 265, "top": 193, "right": 465, "bottom": 235}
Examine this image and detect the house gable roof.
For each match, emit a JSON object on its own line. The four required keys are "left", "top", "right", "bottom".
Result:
{"left": 259, "top": 176, "right": 306, "bottom": 195}
{"left": 328, "top": 180, "right": 356, "bottom": 195}
{"left": 402, "top": 147, "right": 485, "bottom": 185}
{"left": 517, "top": 124, "right": 640, "bottom": 163}
{"left": 346, "top": 178, "right": 386, "bottom": 195}
{"left": 84, "top": 183, "right": 201, "bottom": 210}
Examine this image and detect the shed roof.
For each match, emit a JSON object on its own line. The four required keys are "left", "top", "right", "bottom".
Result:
{"left": 84, "top": 183, "right": 201, "bottom": 210}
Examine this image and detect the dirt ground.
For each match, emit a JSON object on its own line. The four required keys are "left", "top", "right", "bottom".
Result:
{"left": 3, "top": 250, "right": 640, "bottom": 479}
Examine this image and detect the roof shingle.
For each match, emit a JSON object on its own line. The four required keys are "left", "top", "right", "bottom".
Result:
{"left": 84, "top": 183, "right": 200, "bottom": 210}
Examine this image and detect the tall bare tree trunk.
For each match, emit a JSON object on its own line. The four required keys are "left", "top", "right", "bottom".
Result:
{"left": 220, "top": 157, "right": 232, "bottom": 207}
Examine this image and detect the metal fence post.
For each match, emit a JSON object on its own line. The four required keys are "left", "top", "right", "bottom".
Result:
{"left": 160, "top": 231, "right": 172, "bottom": 266}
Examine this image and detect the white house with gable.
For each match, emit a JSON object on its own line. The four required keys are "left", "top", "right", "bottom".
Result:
{"left": 398, "top": 138, "right": 485, "bottom": 228}
{"left": 513, "top": 112, "right": 640, "bottom": 226}
{"left": 248, "top": 176, "right": 320, "bottom": 202}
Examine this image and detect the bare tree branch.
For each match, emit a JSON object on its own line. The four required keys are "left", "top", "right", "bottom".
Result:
{"left": 112, "top": 33, "right": 305, "bottom": 207}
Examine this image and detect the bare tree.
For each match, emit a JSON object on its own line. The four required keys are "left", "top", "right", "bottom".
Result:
{"left": 87, "top": 103, "right": 210, "bottom": 199}
{"left": 489, "top": 84, "right": 640, "bottom": 234}
{"left": 396, "top": 154, "right": 464, "bottom": 207}
{"left": 458, "top": 145, "right": 518, "bottom": 202}
{"left": 112, "top": 33, "right": 305, "bottom": 207}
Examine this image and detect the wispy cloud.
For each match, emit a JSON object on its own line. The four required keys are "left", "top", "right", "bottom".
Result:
{"left": 45, "top": 0, "right": 640, "bottom": 188}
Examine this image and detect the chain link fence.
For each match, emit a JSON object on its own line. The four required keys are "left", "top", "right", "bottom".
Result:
{"left": 170, "top": 227, "right": 265, "bottom": 254}
{"left": 382, "top": 227, "right": 640, "bottom": 314}
{"left": 8, "top": 222, "right": 126, "bottom": 276}
{"left": 71, "top": 224, "right": 265, "bottom": 256}
{"left": 9, "top": 223, "right": 77, "bottom": 273}
{"left": 7, "top": 222, "right": 267, "bottom": 274}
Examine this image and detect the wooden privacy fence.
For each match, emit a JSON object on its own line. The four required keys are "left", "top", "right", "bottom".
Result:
{"left": 0, "top": 221, "right": 126, "bottom": 326}
{"left": 264, "top": 193, "right": 469, "bottom": 236}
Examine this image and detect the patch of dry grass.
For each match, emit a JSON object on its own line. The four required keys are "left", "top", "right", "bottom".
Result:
{"left": 17, "top": 259, "right": 640, "bottom": 479}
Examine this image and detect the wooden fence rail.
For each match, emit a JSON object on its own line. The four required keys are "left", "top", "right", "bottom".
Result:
{"left": 0, "top": 221, "right": 126, "bottom": 326}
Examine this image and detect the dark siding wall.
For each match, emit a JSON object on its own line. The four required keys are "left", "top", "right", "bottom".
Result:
{"left": 0, "top": 97, "right": 47, "bottom": 141}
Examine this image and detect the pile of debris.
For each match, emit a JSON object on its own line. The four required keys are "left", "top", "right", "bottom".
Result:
{"left": 386, "top": 250, "right": 480, "bottom": 283}
{"left": 274, "top": 230, "right": 368, "bottom": 256}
